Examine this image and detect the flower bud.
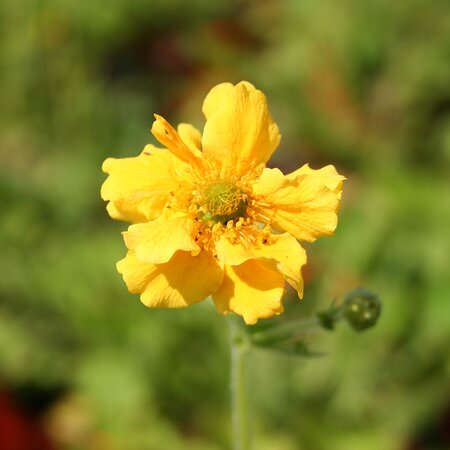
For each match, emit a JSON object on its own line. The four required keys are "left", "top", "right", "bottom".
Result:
{"left": 342, "top": 288, "right": 381, "bottom": 331}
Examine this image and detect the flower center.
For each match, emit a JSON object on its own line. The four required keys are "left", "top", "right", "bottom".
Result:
{"left": 199, "top": 181, "right": 247, "bottom": 224}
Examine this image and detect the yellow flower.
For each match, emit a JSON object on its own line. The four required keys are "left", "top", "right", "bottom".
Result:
{"left": 101, "top": 81, "right": 344, "bottom": 324}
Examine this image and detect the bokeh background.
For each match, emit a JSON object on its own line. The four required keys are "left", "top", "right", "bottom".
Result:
{"left": 1, "top": 0, "right": 450, "bottom": 449}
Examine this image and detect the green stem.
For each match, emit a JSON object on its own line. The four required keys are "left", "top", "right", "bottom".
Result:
{"left": 229, "top": 317, "right": 251, "bottom": 450}
{"left": 250, "top": 316, "right": 321, "bottom": 346}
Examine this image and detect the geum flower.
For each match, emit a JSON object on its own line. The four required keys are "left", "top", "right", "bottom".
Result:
{"left": 101, "top": 81, "right": 344, "bottom": 325}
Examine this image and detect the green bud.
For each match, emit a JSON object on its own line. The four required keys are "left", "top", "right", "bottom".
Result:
{"left": 342, "top": 288, "right": 381, "bottom": 331}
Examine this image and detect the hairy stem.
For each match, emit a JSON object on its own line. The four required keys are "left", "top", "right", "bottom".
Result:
{"left": 229, "top": 317, "right": 251, "bottom": 450}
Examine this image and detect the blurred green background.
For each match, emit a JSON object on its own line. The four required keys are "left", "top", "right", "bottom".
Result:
{"left": 1, "top": 0, "right": 450, "bottom": 449}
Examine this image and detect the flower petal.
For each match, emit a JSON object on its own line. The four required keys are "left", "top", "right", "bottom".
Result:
{"left": 101, "top": 145, "right": 188, "bottom": 223}
{"left": 117, "top": 250, "right": 224, "bottom": 308}
{"left": 254, "top": 168, "right": 340, "bottom": 242}
{"left": 177, "top": 123, "right": 202, "bottom": 154}
{"left": 201, "top": 81, "right": 281, "bottom": 177}
{"left": 286, "top": 164, "right": 345, "bottom": 199}
{"left": 215, "top": 233, "right": 307, "bottom": 298}
{"left": 151, "top": 115, "right": 202, "bottom": 166}
{"left": 106, "top": 201, "right": 144, "bottom": 223}
{"left": 212, "top": 260, "right": 285, "bottom": 325}
{"left": 123, "top": 211, "right": 200, "bottom": 264}
{"left": 256, "top": 234, "right": 307, "bottom": 298}
{"left": 202, "top": 82, "right": 234, "bottom": 119}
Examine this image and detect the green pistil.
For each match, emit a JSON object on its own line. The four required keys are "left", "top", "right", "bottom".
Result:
{"left": 201, "top": 181, "right": 247, "bottom": 224}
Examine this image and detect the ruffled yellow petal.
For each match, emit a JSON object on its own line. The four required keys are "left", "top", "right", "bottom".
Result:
{"left": 123, "top": 211, "right": 200, "bottom": 264}
{"left": 201, "top": 81, "right": 281, "bottom": 177}
{"left": 215, "top": 233, "right": 306, "bottom": 297}
{"left": 287, "top": 164, "right": 345, "bottom": 199}
{"left": 117, "top": 250, "right": 224, "bottom": 308}
{"left": 254, "top": 168, "right": 339, "bottom": 242}
{"left": 177, "top": 123, "right": 202, "bottom": 154}
{"left": 202, "top": 82, "right": 234, "bottom": 119}
{"left": 101, "top": 145, "right": 188, "bottom": 223}
{"left": 212, "top": 260, "right": 285, "bottom": 325}
{"left": 106, "top": 201, "right": 144, "bottom": 223}
{"left": 151, "top": 115, "right": 202, "bottom": 167}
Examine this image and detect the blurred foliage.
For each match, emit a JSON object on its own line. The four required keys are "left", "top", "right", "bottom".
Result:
{"left": 1, "top": 0, "right": 450, "bottom": 449}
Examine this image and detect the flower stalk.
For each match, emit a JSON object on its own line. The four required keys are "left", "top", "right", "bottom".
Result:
{"left": 229, "top": 317, "right": 251, "bottom": 450}
{"left": 226, "top": 289, "right": 380, "bottom": 448}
